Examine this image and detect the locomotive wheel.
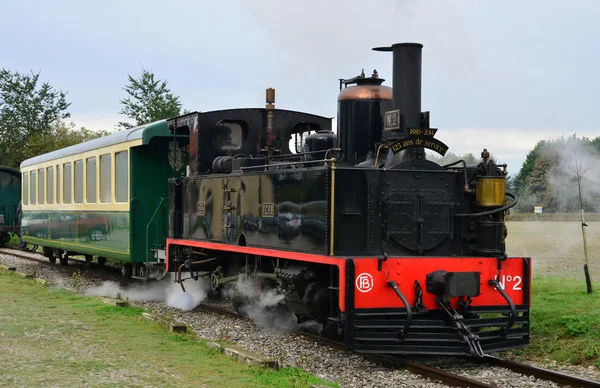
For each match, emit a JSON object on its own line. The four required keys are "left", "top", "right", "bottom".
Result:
{"left": 121, "top": 264, "right": 133, "bottom": 278}
{"left": 97, "top": 257, "right": 107, "bottom": 266}
{"left": 59, "top": 257, "right": 68, "bottom": 266}
{"left": 48, "top": 256, "right": 57, "bottom": 264}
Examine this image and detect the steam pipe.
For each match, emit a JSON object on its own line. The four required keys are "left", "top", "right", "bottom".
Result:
{"left": 454, "top": 192, "right": 519, "bottom": 218}
{"left": 387, "top": 280, "right": 412, "bottom": 338}
{"left": 488, "top": 279, "right": 517, "bottom": 332}
{"left": 442, "top": 160, "right": 472, "bottom": 193}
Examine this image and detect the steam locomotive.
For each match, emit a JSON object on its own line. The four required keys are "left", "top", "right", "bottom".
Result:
{"left": 165, "top": 42, "right": 530, "bottom": 356}
{"left": 17, "top": 41, "right": 529, "bottom": 356}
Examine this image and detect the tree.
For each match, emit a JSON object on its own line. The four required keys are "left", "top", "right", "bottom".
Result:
{"left": 513, "top": 139, "right": 546, "bottom": 195}
{"left": 512, "top": 134, "right": 600, "bottom": 213}
{"left": 0, "top": 69, "right": 71, "bottom": 168}
{"left": 118, "top": 69, "right": 183, "bottom": 129}
{"left": 564, "top": 148, "right": 594, "bottom": 293}
{"left": 20, "top": 120, "right": 110, "bottom": 162}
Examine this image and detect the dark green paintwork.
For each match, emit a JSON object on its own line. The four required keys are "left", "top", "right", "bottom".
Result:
{"left": 22, "top": 211, "right": 130, "bottom": 260}
{"left": 20, "top": 120, "right": 189, "bottom": 264}
{"left": 129, "top": 123, "right": 188, "bottom": 264}
{"left": 0, "top": 168, "right": 21, "bottom": 230}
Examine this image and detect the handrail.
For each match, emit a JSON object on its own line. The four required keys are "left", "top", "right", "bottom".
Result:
{"left": 240, "top": 158, "right": 337, "bottom": 171}
{"left": 145, "top": 197, "right": 166, "bottom": 279}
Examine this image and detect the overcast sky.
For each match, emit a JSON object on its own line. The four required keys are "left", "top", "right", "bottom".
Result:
{"left": 2, "top": 0, "right": 598, "bottom": 175}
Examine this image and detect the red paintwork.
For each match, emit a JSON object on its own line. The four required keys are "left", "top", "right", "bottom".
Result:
{"left": 166, "top": 238, "right": 348, "bottom": 310}
{"left": 166, "top": 238, "right": 530, "bottom": 313}
{"left": 353, "top": 257, "right": 529, "bottom": 310}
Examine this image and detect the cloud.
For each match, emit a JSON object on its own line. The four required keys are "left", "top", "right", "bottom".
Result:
{"left": 4, "top": 0, "right": 600, "bottom": 179}
{"left": 69, "top": 113, "right": 126, "bottom": 133}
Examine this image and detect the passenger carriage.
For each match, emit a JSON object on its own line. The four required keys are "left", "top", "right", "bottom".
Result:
{"left": 19, "top": 122, "right": 186, "bottom": 277}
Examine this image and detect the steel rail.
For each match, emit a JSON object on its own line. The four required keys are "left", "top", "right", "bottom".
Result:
{"left": 296, "top": 331, "right": 494, "bottom": 387}
{"left": 199, "top": 302, "right": 600, "bottom": 388}
{"left": 481, "top": 355, "right": 600, "bottom": 388}
{"left": 0, "top": 247, "right": 128, "bottom": 284}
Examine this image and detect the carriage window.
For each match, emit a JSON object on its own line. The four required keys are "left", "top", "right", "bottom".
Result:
{"left": 30, "top": 170, "right": 37, "bottom": 205}
{"left": 47, "top": 166, "right": 54, "bottom": 204}
{"left": 213, "top": 121, "right": 243, "bottom": 151}
{"left": 63, "top": 163, "right": 72, "bottom": 203}
{"left": 37, "top": 168, "right": 45, "bottom": 205}
{"left": 74, "top": 159, "right": 83, "bottom": 203}
{"left": 23, "top": 172, "right": 29, "bottom": 205}
{"left": 56, "top": 165, "right": 60, "bottom": 204}
{"left": 100, "top": 154, "right": 111, "bottom": 203}
{"left": 86, "top": 157, "right": 96, "bottom": 203}
{"left": 115, "top": 151, "right": 128, "bottom": 203}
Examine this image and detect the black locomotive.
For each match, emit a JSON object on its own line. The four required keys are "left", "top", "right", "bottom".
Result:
{"left": 162, "top": 42, "right": 529, "bottom": 356}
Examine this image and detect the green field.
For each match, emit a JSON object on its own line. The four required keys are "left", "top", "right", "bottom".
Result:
{"left": 506, "top": 221, "right": 600, "bottom": 279}
{"left": 0, "top": 269, "right": 335, "bottom": 388}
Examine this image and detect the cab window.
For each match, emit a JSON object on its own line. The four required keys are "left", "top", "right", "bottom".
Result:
{"left": 290, "top": 123, "right": 317, "bottom": 154}
{"left": 213, "top": 121, "right": 244, "bottom": 151}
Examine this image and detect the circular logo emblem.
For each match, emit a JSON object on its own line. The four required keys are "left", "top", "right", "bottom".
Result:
{"left": 267, "top": 133, "right": 276, "bottom": 141}
{"left": 355, "top": 273, "right": 374, "bottom": 293}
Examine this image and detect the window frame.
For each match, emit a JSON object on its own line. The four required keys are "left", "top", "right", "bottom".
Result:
{"left": 20, "top": 144, "right": 131, "bottom": 210}
{"left": 46, "top": 166, "right": 54, "bottom": 204}
{"left": 22, "top": 172, "right": 29, "bottom": 205}
{"left": 115, "top": 150, "right": 128, "bottom": 203}
{"left": 86, "top": 156, "right": 97, "bottom": 204}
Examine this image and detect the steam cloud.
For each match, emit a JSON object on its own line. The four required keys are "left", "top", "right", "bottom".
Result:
{"left": 85, "top": 273, "right": 209, "bottom": 311}
{"left": 86, "top": 273, "right": 320, "bottom": 334}
{"left": 546, "top": 143, "right": 600, "bottom": 212}
{"left": 224, "top": 277, "right": 319, "bottom": 334}
{"left": 516, "top": 139, "right": 600, "bottom": 213}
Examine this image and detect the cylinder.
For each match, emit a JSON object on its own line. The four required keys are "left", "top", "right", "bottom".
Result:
{"left": 373, "top": 43, "right": 423, "bottom": 141}
{"left": 476, "top": 177, "right": 506, "bottom": 207}
{"left": 336, "top": 75, "right": 393, "bottom": 165}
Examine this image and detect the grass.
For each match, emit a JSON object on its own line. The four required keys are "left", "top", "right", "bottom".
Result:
{"left": 0, "top": 269, "right": 336, "bottom": 388}
{"left": 508, "top": 275, "right": 600, "bottom": 368}
{"left": 5, "top": 232, "right": 20, "bottom": 247}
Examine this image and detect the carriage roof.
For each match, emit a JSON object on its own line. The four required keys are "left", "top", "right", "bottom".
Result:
{"left": 20, "top": 120, "right": 171, "bottom": 168}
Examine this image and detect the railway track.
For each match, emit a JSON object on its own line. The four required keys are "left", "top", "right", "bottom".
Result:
{"left": 0, "top": 246, "right": 128, "bottom": 285}
{"left": 199, "top": 302, "right": 600, "bottom": 388}
{"left": 2, "top": 249, "right": 599, "bottom": 387}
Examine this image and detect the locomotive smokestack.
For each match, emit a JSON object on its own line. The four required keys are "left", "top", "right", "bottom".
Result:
{"left": 373, "top": 43, "right": 423, "bottom": 140}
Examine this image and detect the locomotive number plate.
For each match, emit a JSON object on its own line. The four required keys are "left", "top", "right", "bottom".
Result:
{"left": 261, "top": 203, "right": 275, "bottom": 218}
{"left": 384, "top": 109, "right": 400, "bottom": 130}
{"left": 196, "top": 201, "right": 206, "bottom": 216}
